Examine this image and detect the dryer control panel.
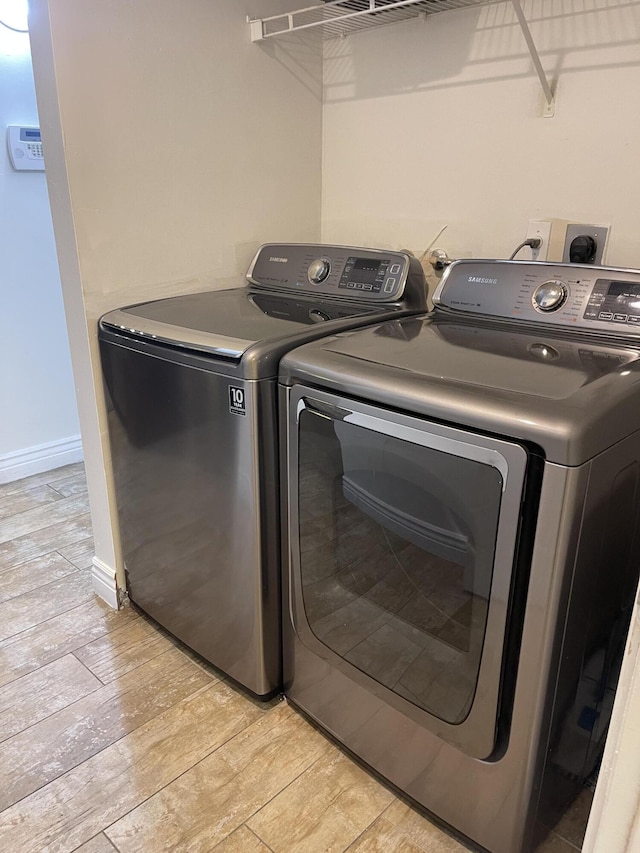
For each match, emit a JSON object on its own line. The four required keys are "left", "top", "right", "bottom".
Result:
{"left": 247, "top": 243, "right": 420, "bottom": 305}
{"left": 434, "top": 260, "right": 640, "bottom": 337}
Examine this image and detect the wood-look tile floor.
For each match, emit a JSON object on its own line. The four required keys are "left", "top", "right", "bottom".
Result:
{"left": 0, "top": 463, "right": 591, "bottom": 852}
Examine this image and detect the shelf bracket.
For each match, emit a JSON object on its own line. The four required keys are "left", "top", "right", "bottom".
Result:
{"left": 510, "top": 0, "right": 555, "bottom": 108}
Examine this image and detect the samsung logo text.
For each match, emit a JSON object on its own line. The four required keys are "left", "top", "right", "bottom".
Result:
{"left": 269, "top": 257, "right": 288, "bottom": 263}
{"left": 468, "top": 276, "right": 498, "bottom": 284}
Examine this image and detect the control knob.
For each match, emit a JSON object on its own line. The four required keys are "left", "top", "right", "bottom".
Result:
{"left": 307, "top": 257, "right": 331, "bottom": 284}
{"left": 532, "top": 280, "right": 568, "bottom": 312}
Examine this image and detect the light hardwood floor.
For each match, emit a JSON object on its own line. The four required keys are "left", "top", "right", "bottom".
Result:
{"left": 0, "top": 463, "right": 591, "bottom": 852}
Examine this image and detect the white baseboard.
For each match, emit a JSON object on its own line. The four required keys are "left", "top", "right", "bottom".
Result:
{"left": 91, "top": 556, "right": 120, "bottom": 610}
{"left": 0, "top": 435, "right": 84, "bottom": 484}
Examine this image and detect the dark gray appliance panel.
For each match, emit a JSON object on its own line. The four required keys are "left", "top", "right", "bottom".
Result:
{"left": 100, "top": 336, "right": 280, "bottom": 696}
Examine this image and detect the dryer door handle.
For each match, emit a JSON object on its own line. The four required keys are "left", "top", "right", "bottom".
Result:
{"left": 297, "top": 397, "right": 351, "bottom": 423}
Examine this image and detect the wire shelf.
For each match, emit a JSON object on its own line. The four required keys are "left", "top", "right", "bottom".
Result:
{"left": 248, "top": 0, "right": 485, "bottom": 42}
{"left": 248, "top": 0, "right": 555, "bottom": 108}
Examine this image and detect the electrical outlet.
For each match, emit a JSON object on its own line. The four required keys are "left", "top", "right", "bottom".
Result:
{"left": 562, "top": 224, "right": 609, "bottom": 265}
{"left": 526, "top": 220, "right": 553, "bottom": 261}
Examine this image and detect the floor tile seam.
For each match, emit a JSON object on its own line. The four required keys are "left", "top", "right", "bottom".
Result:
{"left": 71, "top": 642, "right": 180, "bottom": 687}
{"left": 0, "top": 559, "right": 81, "bottom": 605}
{"left": 47, "top": 481, "right": 86, "bottom": 499}
{"left": 0, "top": 496, "right": 91, "bottom": 546}
{"left": 0, "top": 570, "right": 91, "bottom": 641}
{"left": 0, "top": 595, "right": 120, "bottom": 655}
{"left": 342, "top": 805, "right": 391, "bottom": 853}
{"left": 244, "top": 745, "right": 339, "bottom": 838}
{"left": 60, "top": 554, "right": 96, "bottom": 571}
{"left": 70, "top": 651, "right": 110, "bottom": 688}
{"left": 242, "top": 823, "right": 277, "bottom": 852}
{"left": 0, "top": 546, "right": 78, "bottom": 581}
{"left": 42, "top": 465, "right": 85, "bottom": 485}
{"left": 0, "top": 478, "right": 65, "bottom": 500}
{"left": 3, "top": 466, "right": 83, "bottom": 494}
{"left": 0, "top": 543, "right": 80, "bottom": 575}
{"left": 0, "top": 494, "right": 62, "bottom": 520}
{"left": 45, "top": 483, "right": 70, "bottom": 499}
{"left": 0, "top": 671, "right": 109, "bottom": 747}
{"left": 100, "top": 713, "right": 324, "bottom": 852}
{"left": 97, "top": 682, "right": 271, "bottom": 841}
{"left": 98, "top": 832, "right": 123, "bottom": 853}
{"left": 549, "top": 827, "right": 581, "bottom": 850}
{"left": 0, "top": 679, "right": 222, "bottom": 816}
{"left": 69, "top": 833, "right": 119, "bottom": 853}
{"left": 55, "top": 547, "right": 94, "bottom": 568}
{"left": 0, "top": 619, "right": 177, "bottom": 708}
{"left": 0, "top": 514, "right": 93, "bottom": 572}
{"left": 0, "top": 648, "right": 100, "bottom": 698}
{"left": 263, "top": 755, "right": 392, "bottom": 851}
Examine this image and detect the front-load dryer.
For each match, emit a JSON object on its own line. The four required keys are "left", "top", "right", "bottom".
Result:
{"left": 278, "top": 259, "right": 640, "bottom": 851}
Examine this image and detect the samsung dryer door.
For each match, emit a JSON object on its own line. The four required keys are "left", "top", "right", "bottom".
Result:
{"left": 286, "top": 386, "right": 529, "bottom": 760}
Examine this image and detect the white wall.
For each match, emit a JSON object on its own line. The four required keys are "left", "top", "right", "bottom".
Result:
{"left": 0, "top": 22, "right": 80, "bottom": 482}
{"left": 29, "top": 0, "right": 323, "bottom": 603}
{"left": 321, "top": 1, "right": 640, "bottom": 272}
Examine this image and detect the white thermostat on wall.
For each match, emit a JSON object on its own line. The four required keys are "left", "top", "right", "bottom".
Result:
{"left": 7, "top": 125, "right": 45, "bottom": 171}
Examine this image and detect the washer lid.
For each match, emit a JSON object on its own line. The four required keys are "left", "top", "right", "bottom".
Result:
{"left": 279, "top": 315, "right": 640, "bottom": 465}
{"left": 100, "top": 287, "right": 384, "bottom": 359}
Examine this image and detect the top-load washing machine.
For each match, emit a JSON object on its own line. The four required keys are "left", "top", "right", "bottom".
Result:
{"left": 278, "top": 259, "right": 640, "bottom": 851}
{"left": 98, "top": 243, "right": 426, "bottom": 698}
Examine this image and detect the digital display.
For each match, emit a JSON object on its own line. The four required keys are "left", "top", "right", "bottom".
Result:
{"left": 583, "top": 277, "right": 640, "bottom": 325}
{"left": 350, "top": 258, "right": 381, "bottom": 284}
{"left": 608, "top": 281, "right": 640, "bottom": 298}
{"left": 20, "top": 128, "right": 41, "bottom": 141}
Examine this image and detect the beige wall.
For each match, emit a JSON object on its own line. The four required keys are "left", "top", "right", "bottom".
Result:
{"left": 29, "top": 0, "right": 323, "bottom": 594}
{"left": 321, "top": 1, "right": 640, "bottom": 269}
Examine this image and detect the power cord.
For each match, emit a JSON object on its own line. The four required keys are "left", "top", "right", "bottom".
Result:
{"left": 0, "top": 19, "right": 28, "bottom": 32}
{"left": 418, "top": 223, "right": 448, "bottom": 264}
{"left": 509, "top": 237, "right": 542, "bottom": 260}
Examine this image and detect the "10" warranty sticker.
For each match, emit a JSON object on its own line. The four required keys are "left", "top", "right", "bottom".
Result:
{"left": 229, "top": 386, "right": 246, "bottom": 416}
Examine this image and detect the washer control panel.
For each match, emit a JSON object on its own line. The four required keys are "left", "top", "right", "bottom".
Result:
{"left": 434, "top": 260, "right": 640, "bottom": 336}
{"left": 247, "top": 243, "right": 413, "bottom": 302}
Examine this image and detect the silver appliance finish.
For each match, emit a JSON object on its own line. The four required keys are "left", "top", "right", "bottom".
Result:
{"left": 279, "top": 260, "right": 640, "bottom": 850}
{"left": 98, "top": 243, "right": 426, "bottom": 699}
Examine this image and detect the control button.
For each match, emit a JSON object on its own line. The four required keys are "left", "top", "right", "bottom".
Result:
{"left": 363, "top": 284, "right": 373, "bottom": 291}
{"left": 532, "top": 280, "right": 568, "bottom": 312}
{"left": 309, "top": 309, "right": 331, "bottom": 323}
{"left": 628, "top": 316, "right": 640, "bottom": 324}
{"left": 384, "top": 277, "right": 397, "bottom": 293}
{"left": 307, "top": 257, "right": 331, "bottom": 284}
{"left": 347, "top": 282, "right": 356, "bottom": 288}
{"left": 598, "top": 312, "right": 614, "bottom": 320}
{"left": 614, "top": 313, "right": 628, "bottom": 322}
{"left": 390, "top": 263, "right": 401, "bottom": 274}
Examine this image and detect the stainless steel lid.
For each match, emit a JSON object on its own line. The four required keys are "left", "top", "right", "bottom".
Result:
{"left": 279, "top": 314, "right": 640, "bottom": 465}
{"left": 98, "top": 243, "right": 427, "bottom": 364}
